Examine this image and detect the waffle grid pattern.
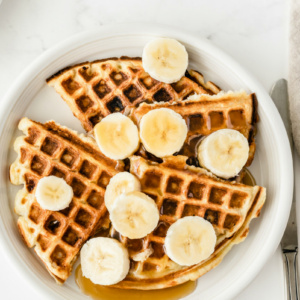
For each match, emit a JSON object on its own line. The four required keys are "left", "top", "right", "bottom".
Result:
{"left": 113, "top": 156, "right": 260, "bottom": 278}
{"left": 130, "top": 91, "right": 256, "bottom": 165}
{"left": 11, "top": 118, "right": 120, "bottom": 283}
{"left": 131, "top": 91, "right": 254, "bottom": 139}
{"left": 47, "top": 57, "right": 220, "bottom": 132}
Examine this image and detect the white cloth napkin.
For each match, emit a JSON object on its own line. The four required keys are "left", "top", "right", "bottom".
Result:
{"left": 289, "top": 0, "right": 300, "bottom": 153}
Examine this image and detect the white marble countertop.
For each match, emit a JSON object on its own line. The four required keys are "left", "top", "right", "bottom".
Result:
{"left": 0, "top": 0, "right": 289, "bottom": 299}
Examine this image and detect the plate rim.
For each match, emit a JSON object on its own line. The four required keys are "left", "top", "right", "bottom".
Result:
{"left": 0, "top": 23, "right": 293, "bottom": 300}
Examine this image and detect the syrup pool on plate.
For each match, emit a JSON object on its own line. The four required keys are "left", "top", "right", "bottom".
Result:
{"left": 242, "top": 168, "right": 256, "bottom": 186}
{"left": 75, "top": 266, "right": 197, "bottom": 300}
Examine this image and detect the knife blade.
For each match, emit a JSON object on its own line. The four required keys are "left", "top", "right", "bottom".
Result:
{"left": 271, "top": 79, "right": 297, "bottom": 249}
{"left": 270, "top": 78, "right": 298, "bottom": 300}
{"left": 271, "top": 79, "right": 293, "bottom": 148}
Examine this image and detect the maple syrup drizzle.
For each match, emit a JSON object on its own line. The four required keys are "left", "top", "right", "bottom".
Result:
{"left": 178, "top": 135, "right": 203, "bottom": 160}
{"left": 241, "top": 168, "right": 256, "bottom": 186}
{"left": 75, "top": 266, "right": 197, "bottom": 300}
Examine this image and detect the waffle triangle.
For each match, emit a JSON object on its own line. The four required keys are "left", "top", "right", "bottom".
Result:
{"left": 111, "top": 155, "right": 265, "bottom": 289}
{"left": 10, "top": 118, "right": 121, "bottom": 283}
{"left": 47, "top": 57, "right": 220, "bottom": 132}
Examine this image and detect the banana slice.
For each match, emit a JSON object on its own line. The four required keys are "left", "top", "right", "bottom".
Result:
{"left": 110, "top": 191, "right": 159, "bottom": 239}
{"left": 81, "top": 237, "right": 130, "bottom": 285}
{"left": 142, "top": 38, "right": 188, "bottom": 83}
{"left": 197, "top": 129, "right": 249, "bottom": 179}
{"left": 104, "top": 172, "right": 141, "bottom": 212}
{"left": 165, "top": 216, "right": 216, "bottom": 266}
{"left": 140, "top": 108, "right": 188, "bottom": 158}
{"left": 94, "top": 113, "right": 140, "bottom": 160}
{"left": 35, "top": 176, "right": 73, "bottom": 211}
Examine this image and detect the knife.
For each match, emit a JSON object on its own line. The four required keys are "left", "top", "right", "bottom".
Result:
{"left": 271, "top": 78, "right": 298, "bottom": 300}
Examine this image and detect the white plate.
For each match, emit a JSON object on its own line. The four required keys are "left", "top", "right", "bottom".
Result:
{"left": 0, "top": 24, "right": 293, "bottom": 300}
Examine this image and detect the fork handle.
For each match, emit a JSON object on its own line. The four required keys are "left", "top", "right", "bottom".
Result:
{"left": 283, "top": 248, "right": 299, "bottom": 300}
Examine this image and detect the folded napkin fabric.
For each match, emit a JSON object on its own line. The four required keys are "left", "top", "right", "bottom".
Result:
{"left": 289, "top": 0, "right": 300, "bottom": 154}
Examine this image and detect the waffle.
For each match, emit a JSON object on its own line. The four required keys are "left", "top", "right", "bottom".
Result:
{"left": 110, "top": 155, "right": 265, "bottom": 289}
{"left": 46, "top": 57, "right": 221, "bottom": 132}
{"left": 129, "top": 90, "right": 258, "bottom": 166}
{"left": 10, "top": 118, "right": 123, "bottom": 283}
